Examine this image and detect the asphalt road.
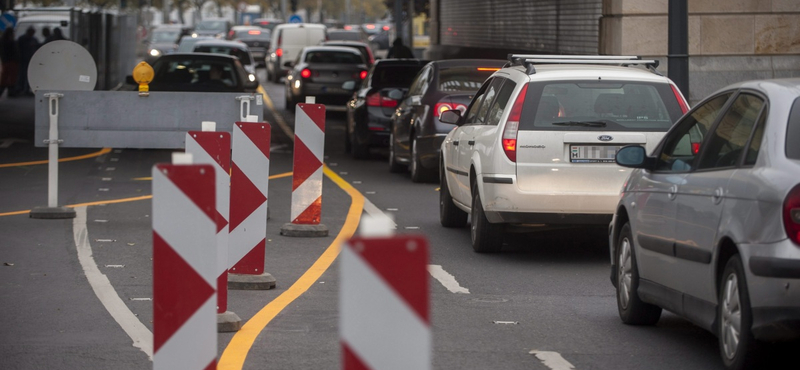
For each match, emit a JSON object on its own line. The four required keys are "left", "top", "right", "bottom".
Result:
{"left": 3, "top": 69, "right": 789, "bottom": 370}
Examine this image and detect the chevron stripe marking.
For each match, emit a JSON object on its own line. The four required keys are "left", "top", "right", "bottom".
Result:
{"left": 188, "top": 131, "right": 231, "bottom": 172}
{"left": 293, "top": 196, "right": 322, "bottom": 224}
{"left": 229, "top": 162, "right": 266, "bottom": 231}
{"left": 237, "top": 122, "right": 271, "bottom": 159}
{"left": 231, "top": 239, "right": 265, "bottom": 273}
{"left": 299, "top": 103, "right": 326, "bottom": 131}
{"left": 291, "top": 138, "right": 322, "bottom": 191}
{"left": 156, "top": 164, "right": 216, "bottom": 222}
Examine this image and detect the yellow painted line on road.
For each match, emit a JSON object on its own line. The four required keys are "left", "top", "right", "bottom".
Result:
{"left": 0, "top": 147, "right": 112, "bottom": 168}
{"left": 218, "top": 165, "right": 364, "bottom": 370}
{"left": 0, "top": 172, "right": 293, "bottom": 217}
{"left": 258, "top": 85, "right": 295, "bottom": 141}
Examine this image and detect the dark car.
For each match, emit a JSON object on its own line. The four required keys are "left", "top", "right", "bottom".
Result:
{"left": 389, "top": 59, "right": 506, "bottom": 182}
{"left": 345, "top": 59, "right": 429, "bottom": 159}
{"left": 145, "top": 25, "right": 191, "bottom": 64}
{"left": 284, "top": 46, "right": 369, "bottom": 110}
{"left": 230, "top": 27, "right": 271, "bottom": 66}
{"left": 320, "top": 40, "right": 375, "bottom": 67}
{"left": 193, "top": 18, "right": 232, "bottom": 38}
{"left": 120, "top": 53, "right": 259, "bottom": 93}
{"left": 192, "top": 39, "right": 258, "bottom": 83}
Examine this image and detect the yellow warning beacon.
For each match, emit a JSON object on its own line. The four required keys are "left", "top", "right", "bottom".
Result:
{"left": 132, "top": 62, "right": 155, "bottom": 97}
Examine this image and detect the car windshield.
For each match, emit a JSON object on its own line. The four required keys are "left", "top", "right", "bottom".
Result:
{"left": 519, "top": 80, "right": 685, "bottom": 132}
{"left": 194, "top": 46, "right": 251, "bottom": 65}
{"left": 304, "top": 51, "right": 363, "bottom": 64}
{"left": 152, "top": 30, "right": 180, "bottom": 43}
{"left": 196, "top": 21, "right": 227, "bottom": 31}
{"left": 437, "top": 67, "right": 495, "bottom": 92}
{"left": 372, "top": 65, "right": 425, "bottom": 89}
{"left": 152, "top": 58, "right": 238, "bottom": 88}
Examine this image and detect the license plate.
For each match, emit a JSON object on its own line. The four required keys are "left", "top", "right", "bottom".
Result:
{"left": 570, "top": 145, "right": 624, "bottom": 163}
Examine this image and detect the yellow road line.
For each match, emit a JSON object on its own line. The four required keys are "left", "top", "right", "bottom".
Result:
{"left": 258, "top": 85, "right": 295, "bottom": 141}
{"left": 218, "top": 165, "right": 363, "bottom": 370}
{"left": 0, "top": 148, "right": 112, "bottom": 168}
{"left": 0, "top": 172, "right": 294, "bottom": 217}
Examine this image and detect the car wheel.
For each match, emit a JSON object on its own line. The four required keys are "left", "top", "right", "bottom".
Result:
{"left": 719, "top": 255, "right": 760, "bottom": 370}
{"left": 440, "top": 166, "right": 467, "bottom": 228}
{"left": 410, "top": 136, "right": 437, "bottom": 183}
{"left": 470, "top": 186, "right": 502, "bottom": 253}
{"left": 616, "top": 222, "right": 662, "bottom": 325}
{"left": 388, "top": 133, "right": 405, "bottom": 173}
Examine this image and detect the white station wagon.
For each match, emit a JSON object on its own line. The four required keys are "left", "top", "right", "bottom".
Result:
{"left": 438, "top": 55, "right": 689, "bottom": 253}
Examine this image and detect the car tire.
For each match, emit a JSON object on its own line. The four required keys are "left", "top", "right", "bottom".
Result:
{"left": 388, "top": 133, "right": 405, "bottom": 173}
{"left": 616, "top": 222, "right": 662, "bottom": 325}
{"left": 719, "top": 255, "right": 761, "bottom": 370}
{"left": 440, "top": 166, "right": 467, "bottom": 228}
{"left": 470, "top": 187, "right": 503, "bottom": 253}
{"left": 410, "top": 136, "right": 437, "bottom": 183}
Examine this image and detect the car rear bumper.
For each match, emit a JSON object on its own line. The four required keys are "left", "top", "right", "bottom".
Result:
{"left": 740, "top": 239, "right": 800, "bottom": 341}
{"left": 481, "top": 181, "right": 618, "bottom": 224}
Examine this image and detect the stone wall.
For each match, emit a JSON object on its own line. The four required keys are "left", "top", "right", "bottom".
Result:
{"left": 600, "top": 0, "right": 800, "bottom": 104}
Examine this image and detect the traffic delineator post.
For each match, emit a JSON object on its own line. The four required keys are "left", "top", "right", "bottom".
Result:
{"left": 185, "top": 130, "right": 242, "bottom": 332}
{"left": 281, "top": 103, "right": 329, "bottom": 237}
{"left": 228, "top": 121, "right": 276, "bottom": 290}
{"left": 340, "top": 234, "right": 431, "bottom": 370}
{"left": 152, "top": 163, "right": 217, "bottom": 370}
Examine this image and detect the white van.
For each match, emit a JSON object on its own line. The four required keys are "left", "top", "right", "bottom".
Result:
{"left": 265, "top": 23, "right": 326, "bottom": 83}
{"left": 14, "top": 14, "right": 71, "bottom": 43}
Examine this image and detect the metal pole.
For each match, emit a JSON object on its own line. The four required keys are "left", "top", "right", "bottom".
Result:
{"left": 407, "top": 0, "right": 414, "bottom": 52}
{"left": 281, "top": 0, "right": 287, "bottom": 20}
{"left": 30, "top": 93, "right": 75, "bottom": 219}
{"left": 394, "top": 0, "right": 401, "bottom": 45}
{"left": 668, "top": 0, "right": 689, "bottom": 99}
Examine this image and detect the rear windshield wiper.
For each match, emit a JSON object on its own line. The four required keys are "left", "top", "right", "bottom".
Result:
{"left": 552, "top": 121, "right": 607, "bottom": 127}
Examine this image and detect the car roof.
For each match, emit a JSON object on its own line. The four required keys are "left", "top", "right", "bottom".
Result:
{"left": 193, "top": 39, "right": 248, "bottom": 48}
{"left": 303, "top": 46, "right": 362, "bottom": 54}
{"left": 158, "top": 52, "right": 240, "bottom": 62}
{"left": 428, "top": 59, "right": 507, "bottom": 69}
{"left": 501, "top": 64, "right": 671, "bottom": 83}
{"left": 712, "top": 78, "right": 800, "bottom": 97}
{"left": 374, "top": 59, "right": 429, "bottom": 67}
{"left": 322, "top": 40, "right": 369, "bottom": 46}
{"left": 275, "top": 23, "right": 326, "bottom": 30}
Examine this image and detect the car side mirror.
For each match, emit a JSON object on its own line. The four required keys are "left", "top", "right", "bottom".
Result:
{"left": 439, "top": 109, "right": 462, "bottom": 125}
{"left": 387, "top": 89, "right": 403, "bottom": 100}
{"left": 244, "top": 78, "right": 259, "bottom": 90}
{"left": 342, "top": 80, "right": 356, "bottom": 90}
{"left": 616, "top": 145, "right": 651, "bottom": 168}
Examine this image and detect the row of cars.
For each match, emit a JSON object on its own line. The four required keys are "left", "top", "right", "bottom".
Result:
{"left": 419, "top": 55, "right": 797, "bottom": 369}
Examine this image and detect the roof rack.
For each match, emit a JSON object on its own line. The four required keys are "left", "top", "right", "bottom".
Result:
{"left": 505, "top": 54, "right": 661, "bottom": 75}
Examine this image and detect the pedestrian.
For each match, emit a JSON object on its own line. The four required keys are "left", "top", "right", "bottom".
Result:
{"left": 387, "top": 37, "right": 414, "bottom": 59}
{"left": 0, "top": 28, "right": 20, "bottom": 98}
{"left": 41, "top": 27, "right": 51, "bottom": 43}
{"left": 14, "top": 26, "right": 39, "bottom": 96}
{"left": 45, "top": 27, "right": 66, "bottom": 43}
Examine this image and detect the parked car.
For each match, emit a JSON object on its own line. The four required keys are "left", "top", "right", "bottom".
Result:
{"left": 609, "top": 78, "right": 800, "bottom": 370}
{"left": 145, "top": 24, "right": 192, "bottom": 64}
{"left": 320, "top": 40, "right": 375, "bottom": 67}
{"left": 192, "top": 39, "right": 257, "bottom": 83}
{"left": 192, "top": 18, "right": 232, "bottom": 39}
{"left": 118, "top": 53, "right": 259, "bottom": 93}
{"left": 266, "top": 23, "right": 327, "bottom": 83}
{"left": 437, "top": 55, "right": 688, "bottom": 252}
{"left": 389, "top": 59, "right": 506, "bottom": 182}
{"left": 284, "top": 46, "right": 368, "bottom": 110}
{"left": 229, "top": 27, "right": 271, "bottom": 66}
{"left": 345, "top": 59, "right": 429, "bottom": 159}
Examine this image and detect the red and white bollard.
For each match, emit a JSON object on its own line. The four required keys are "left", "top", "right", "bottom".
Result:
{"left": 281, "top": 102, "right": 328, "bottom": 237}
{"left": 185, "top": 129, "right": 242, "bottom": 332}
{"left": 340, "top": 234, "right": 431, "bottom": 370}
{"left": 228, "top": 121, "right": 276, "bottom": 290}
{"left": 152, "top": 161, "right": 217, "bottom": 370}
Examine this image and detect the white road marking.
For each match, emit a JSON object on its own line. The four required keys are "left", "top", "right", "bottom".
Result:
{"left": 427, "top": 265, "right": 470, "bottom": 294}
{"left": 74, "top": 207, "right": 153, "bottom": 360}
{"left": 362, "top": 198, "right": 397, "bottom": 230}
{"left": 530, "top": 350, "right": 575, "bottom": 370}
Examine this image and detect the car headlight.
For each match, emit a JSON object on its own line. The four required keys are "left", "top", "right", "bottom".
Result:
{"left": 248, "top": 74, "right": 256, "bottom": 82}
{"left": 192, "top": 33, "right": 198, "bottom": 37}
{"left": 149, "top": 49, "right": 161, "bottom": 57}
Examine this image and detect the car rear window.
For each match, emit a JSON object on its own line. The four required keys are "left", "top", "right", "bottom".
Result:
{"left": 437, "top": 67, "right": 495, "bottom": 92}
{"left": 371, "top": 65, "right": 425, "bottom": 89}
{"left": 305, "top": 51, "right": 363, "bottom": 64}
{"left": 194, "top": 46, "right": 251, "bottom": 65}
{"left": 153, "top": 59, "right": 239, "bottom": 87}
{"left": 788, "top": 97, "right": 800, "bottom": 160}
{"left": 519, "top": 80, "right": 685, "bottom": 132}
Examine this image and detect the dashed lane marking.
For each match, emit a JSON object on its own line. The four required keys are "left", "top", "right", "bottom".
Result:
{"left": 530, "top": 350, "right": 576, "bottom": 370}
{"left": 428, "top": 265, "right": 470, "bottom": 294}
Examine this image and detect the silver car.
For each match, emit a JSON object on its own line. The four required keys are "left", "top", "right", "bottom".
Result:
{"left": 610, "top": 78, "right": 800, "bottom": 370}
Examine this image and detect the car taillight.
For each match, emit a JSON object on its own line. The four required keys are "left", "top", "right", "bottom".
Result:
{"left": 366, "top": 92, "right": 398, "bottom": 108}
{"left": 301, "top": 69, "right": 312, "bottom": 78}
{"left": 276, "top": 48, "right": 283, "bottom": 57}
{"left": 784, "top": 184, "right": 800, "bottom": 246}
{"left": 671, "top": 83, "right": 689, "bottom": 114}
{"left": 691, "top": 142, "right": 701, "bottom": 155}
{"left": 503, "top": 84, "right": 529, "bottom": 163}
{"left": 360, "top": 70, "right": 368, "bottom": 79}
{"left": 248, "top": 30, "right": 261, "bottom": 35}
{"left": 434, "top": 102, "right": 467, "bottom": 119}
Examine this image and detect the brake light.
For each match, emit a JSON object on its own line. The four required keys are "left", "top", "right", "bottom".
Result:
{"left": 344, "top": 25, "right": 352, "bottom": 30}
{"left": 691, "top": 142, "right": 701, "bottom": 155}
{"left": 477, "top": 67, "right": 500, "bottom": 72}
{"left": 671, "top": 83, "right": 689, "bottom": 114}
{"left": 366, "top": 92, "right": 398, "bottom": 108}
{"left": 276, "top": 48, "right": 283, "bottom": 57}
{"left": 434, "top": 102, "right": 467, "bottom": 119}
{"left": 360, "top": 70, "right": 368, "bottom": 79}
{"left": 784, "top": 184, "right": 800, "bottom": 246}
{"left": 301, "top": 68, "right": 311, "bottom": 78}
{"left": 366, "top": 24, "right": 376, "bottom": 29}
{"left": 382, "top": 25, "right": 390, "bottom": 31}
{"left": 503, "top": 84, "right": 529, "bottom": 163}
{"left": 248, "top": 30, "right": 261, "bottom": 35}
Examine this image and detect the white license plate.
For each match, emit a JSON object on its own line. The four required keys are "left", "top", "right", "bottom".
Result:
{"left": 570, "top": 145, "right": 624, "bottom": 163}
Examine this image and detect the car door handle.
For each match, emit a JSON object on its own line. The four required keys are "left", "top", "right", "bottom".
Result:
{"left": 712, "top": 187, "right": 724, "bottom": 204}
{"left": 453, "top": 141, "right": 459, "bottom": 146}
{"left": 468, "top": 140, "right": 475, "bottom": 146}
{"left": 668, "top": 185, "right": 678, "bottom": 200}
